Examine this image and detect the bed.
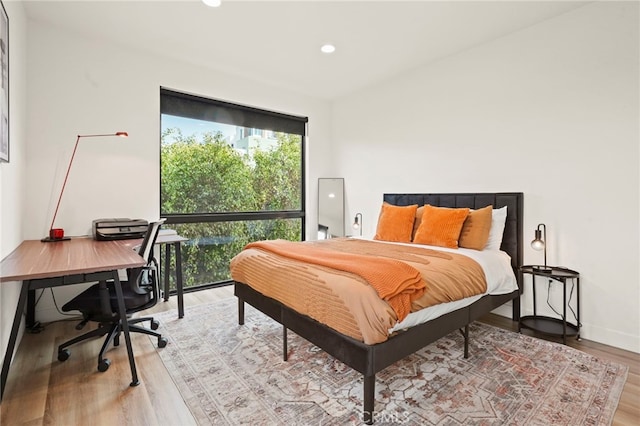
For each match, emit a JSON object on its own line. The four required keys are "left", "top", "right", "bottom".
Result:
{"left": 232, "top": 192, "right": 523, "bottom": 424}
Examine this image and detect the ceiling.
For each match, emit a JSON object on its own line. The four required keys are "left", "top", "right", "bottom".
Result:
{"left": 22, "top": 0, "right": 589, "bottom": 100}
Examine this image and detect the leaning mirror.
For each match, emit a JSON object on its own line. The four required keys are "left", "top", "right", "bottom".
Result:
{"left": 318, "top": 178, "right": 344, "bottom": 239}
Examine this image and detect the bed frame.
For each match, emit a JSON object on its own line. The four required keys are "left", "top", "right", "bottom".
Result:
{"left": 235, "top": 192, "right": 523, "bottom": 424}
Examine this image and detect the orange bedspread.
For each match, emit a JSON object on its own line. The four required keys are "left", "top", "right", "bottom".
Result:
{"left": 230, "top": 238, "right": 487, "bottom": 344}
{"left": 245, "top": 239, "right": 425, "bottom": 322}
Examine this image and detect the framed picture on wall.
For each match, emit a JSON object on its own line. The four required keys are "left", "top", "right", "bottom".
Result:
{"left": 0, "top": 0, "right": 8, "bottom": 163}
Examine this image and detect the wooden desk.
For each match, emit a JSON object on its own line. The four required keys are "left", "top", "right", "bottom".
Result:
{"left": 0, "top": 238, "right": 146, "bottom": 401}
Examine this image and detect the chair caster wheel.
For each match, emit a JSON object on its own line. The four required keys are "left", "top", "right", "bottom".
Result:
{"left": 98, "top": 359, "right": 111, "bottom": 372}
{"left": 151, "top": 319, "right": 160, "bottom": 330}
{"left": 158, "top": 337, "right": 168, "bottom": 348}
{"left": 58, "top": 349, "right": 70, "bottom": 362}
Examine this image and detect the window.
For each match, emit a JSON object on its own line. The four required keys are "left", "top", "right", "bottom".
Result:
{"left": 160, "top": 88, "right": 307, "bottom": 291}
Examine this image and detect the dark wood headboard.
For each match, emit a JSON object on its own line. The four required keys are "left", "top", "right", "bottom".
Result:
{"left": 383, "top": 192, "right": 523, "bottom": 284}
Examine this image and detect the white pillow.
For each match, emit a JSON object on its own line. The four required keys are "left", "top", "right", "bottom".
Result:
{"left": 484, "top": 206, "right": 507, "bottom": 251}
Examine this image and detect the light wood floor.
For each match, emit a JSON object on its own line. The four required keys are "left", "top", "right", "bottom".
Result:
{"left": 1, "top": 285, "right": 638, "bottom": 425}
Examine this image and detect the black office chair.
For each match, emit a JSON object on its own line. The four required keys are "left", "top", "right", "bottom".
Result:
{"left": 57, "top": 220, "right": 168, "bottom": 372}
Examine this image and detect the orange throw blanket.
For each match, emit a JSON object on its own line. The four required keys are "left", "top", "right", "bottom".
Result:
{"left": 244, "top": 239, "right": 426, "bottom": 322}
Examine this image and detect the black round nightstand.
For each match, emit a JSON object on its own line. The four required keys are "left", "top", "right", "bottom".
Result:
{"left": 518, "top": 265, "right": 580, "bottom": 344}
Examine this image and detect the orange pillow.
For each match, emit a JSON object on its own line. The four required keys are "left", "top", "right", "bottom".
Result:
{"left": 413, "top": 205, "right": 470, "bottom": 248}
{"left": 458, "top": 205, "right": 493, "bottom": 250}
{"left": 373, "top": 202, "right": 418, "bottom": 243}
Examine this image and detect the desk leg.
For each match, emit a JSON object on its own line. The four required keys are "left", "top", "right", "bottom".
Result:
{"left": 163, "top": 244, "right": 170, "bottom": 302}
{"left": 111, "top": 271, "right": 140, "bottom": 387}
{"left": 175, "top": 242, "right": 184, "bottom": 319}
{"left": 26, "top": 289, "right": 36, "bottom": 329}
{"left": 1, "top": 281, "right": 29, "bottom": 401}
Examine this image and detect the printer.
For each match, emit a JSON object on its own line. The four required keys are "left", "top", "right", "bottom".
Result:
{"left": 92, "top": 218, "right": 149, "bottom": 241}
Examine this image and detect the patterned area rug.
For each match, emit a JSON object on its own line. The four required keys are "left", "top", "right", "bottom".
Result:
{"left": 153, "top": 298, "right": 628, "bottom": 425}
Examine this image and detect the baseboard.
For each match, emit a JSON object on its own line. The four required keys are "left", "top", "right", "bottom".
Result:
{"left": 581, "top": 323, "right": 640, "bottom": 354}
{"left": 491, "top": 303, "right": 514, "bottom": 320}
{"left": 491, "top": 301, "right": 640, "bottom": 354}
{"left": 35, "top": 306, "right": 77, "bottom": 324}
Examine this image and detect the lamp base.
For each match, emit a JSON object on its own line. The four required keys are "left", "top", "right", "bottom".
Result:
{"left": 42, "top": 227, "right": 68, "bottom": 242}
{"left": 41, "top": 236, "right": 71, "bottom": 242}
{"left": 532, "top": 265, "right": 553, "bottom": 272}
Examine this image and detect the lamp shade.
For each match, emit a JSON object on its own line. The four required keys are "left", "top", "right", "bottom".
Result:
{"left": 531, "top": 229, "right": 545, "bottom": 250}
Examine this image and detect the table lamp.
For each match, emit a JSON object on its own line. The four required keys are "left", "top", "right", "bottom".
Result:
{"left": 352, "top": 212, "right": 363, "bottom": 237}
{"left": 42, "top": 132, "right": 128, "bottom": 242}
{"left": 531, "top": 223, "right": 551, "bottom": 271}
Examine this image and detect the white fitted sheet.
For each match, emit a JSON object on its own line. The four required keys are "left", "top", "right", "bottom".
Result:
{"left": 384, "top": 242, "right": 518, "bottom": 333}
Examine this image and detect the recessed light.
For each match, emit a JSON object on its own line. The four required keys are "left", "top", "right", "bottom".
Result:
{"left": 202, "top": 0, "right": 221, "bottom": 7}
{"left": 321, "top": 44, "right": 336, "bottom": 54}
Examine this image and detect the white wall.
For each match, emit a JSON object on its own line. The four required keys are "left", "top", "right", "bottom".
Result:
{"left": 332, "top": 2, "right": 639, "bottom": 353}
{"left": 0, "top": 0, "right": 27, "bottom": 367}
{"left": 4, "top": 1, "right": 638, "bottom": 355}
{"left": 25, "top": 20, "right": 333, "bottom": 322}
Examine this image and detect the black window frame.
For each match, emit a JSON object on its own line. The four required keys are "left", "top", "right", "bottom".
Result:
{"left": 159, "top": 87, "right": 308, "bottom": 289}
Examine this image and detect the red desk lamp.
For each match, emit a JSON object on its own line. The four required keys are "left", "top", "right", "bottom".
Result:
{"left": 42, "top": 132, "right": 128, "bottom": 242}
